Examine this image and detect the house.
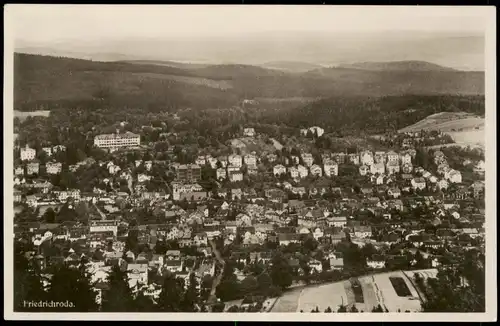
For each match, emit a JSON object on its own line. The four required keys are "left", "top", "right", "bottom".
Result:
{"left": 387, "top": 187, "right": 401, "bottom": 198}
{"left": 243, "top": 127, "right": 255, "bottom": 137}
{"left": 374, "top": 151, "right": 386, "bottom": 164}
{"left": 195, "top": 156, "right": 206, "bottom": 166}
{"left": 370, "top": 163, "right": 385, "bottom": 175}
{"left": 216, "top": 168, "right": 227, "bottom": 180}
{"left": 332, "top": 153, "right": 346, "bottom": 164}
{"left": 323, "top": 162, "right": 339, "bottom": 177}
{"left": 278, "top": 233, "right": 301, "bottom": 246}
{"left": 400, "top": 153, "right": 412, "bottom": 165}
{"left": 401, "top": 163, "right": 413, "bottom": 174}
{"left": 386, "top": 161, "right": 400, "bottom": 175}
{"left": 367, "top": 255, "right": 386, "bottom": 269}
{"left": 353, "top": 225, "right": 372, "bottom": 238}
{"left": 20, "top": 145, "right": 36, "bottom": 161}
{"left": 445, "top": 169, "right": 462, "bottom": 184}
{"left": 411, "top": 177, "right": 426, "bottom": 190}
{"left": 308, "top": 259, "right": 323, "bottom": 273}
{"left": 297, "top": 165, "right": 309, "bottom": 178}
{"left": 328, "top": 216, "right": 347, "bottom": 228}
{"left": 300, "top": 153, "right": 314, "bottom": 167}
{"left": 27, "top": 162, "right": 40, "bottom": 175}
{"left": 273, "top": 164, "right": 286, "bottom": 176}
{"left": 228, "top": 154, "right": 243, "bottom": 168}
{"left": 288, "top": 166, "right": 299, "bottom": 179}
{"left": 359, "top": 165, "right": 369, "bottom": 176}
{"left": 331, "top": 232, "right": 347, "bottom": 244}
{"left": 46, "top": 162, "right": 63, "bottom": 175}
{"left": 329, "top": 257, "right": 344, "bottom": 271}
{"left": 127, "top": 263, "right": 148, "bottom": 290}
{"left": 348, "top": 153, "right": 360, "bottom": 165}
{"left": 243, "top": 154, "right": 257, "bottom": 168}
{"left": 14, "top": 166, "right": 24, "bottom": 175}
{"left": 360, "top": 151, "right": 374, "bottom": 166}
{"left": 438, "top": 179, "right": 449, "bottom": 190}
{"left": 310, "top": 164, "right": 323, "bottom": 177}
{"left": 229, "top": 171, "right": 243, "bottom": 182}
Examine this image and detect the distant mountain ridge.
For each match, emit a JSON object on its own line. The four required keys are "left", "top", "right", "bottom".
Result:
{"left": 338, "top": 60, "right": 459, "bottom": 72}
{"left": 14, "top": 53, "right": 485, "bottom": 112}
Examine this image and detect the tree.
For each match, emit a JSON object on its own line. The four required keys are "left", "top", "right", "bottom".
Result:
{"left": 157, "top": 272, "right": 185, "bottom": 312}
{"left": 42, "top": 207, "right": 56, "bottom": 223}
{"left": 101, "top": 265, "right": 134, "bottom": 312}
{"left": 270, "top": 252, "right": 293, "bottom": 290}
{"left": 14, "top": 242, "right": 47, "bottom": 311}
{"left": 181, "top": 272, "right": 199, "bottom": 312}
{"left": 46, "top": 263, "right": 98, "bottom": 312}
{"left": 325, "top": 306, "right": 332, "bottom": 312}
{"left": 350, "top": 304, "right": 359, "bottom": 312}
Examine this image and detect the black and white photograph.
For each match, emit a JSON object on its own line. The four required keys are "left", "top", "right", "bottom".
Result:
{"left": 3, "top": 4, "right": 496, "bottom": 322}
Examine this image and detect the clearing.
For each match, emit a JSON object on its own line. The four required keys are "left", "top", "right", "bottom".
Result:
{"left": 398, "top": 112, "right": 484, "bottom": 133}
{"left": 270, "top": 269, "right": 437, "bottom": 313}
{"left": 14, "top": 110, "right": 50, "bottom": 122}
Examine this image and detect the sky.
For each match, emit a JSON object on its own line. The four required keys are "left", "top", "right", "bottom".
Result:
{"left": 7, "top": 5, "right": 490, "bottom": 43}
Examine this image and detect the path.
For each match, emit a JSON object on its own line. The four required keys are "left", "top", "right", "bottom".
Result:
{"left": 207, "top": 239, "right": 226, "bottom": 306}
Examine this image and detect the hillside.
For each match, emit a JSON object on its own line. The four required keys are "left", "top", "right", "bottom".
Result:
{"left": 282, "top": 95, "right": 485, "bottom": 135}
{"left": 119, "top": 60, "right": 211, "bottom": 70}
{"left": 14, "top": 53, "right": 485, "bottom": 112}
{"left": 338, "top": 61, "right": 458, "bottom": 72}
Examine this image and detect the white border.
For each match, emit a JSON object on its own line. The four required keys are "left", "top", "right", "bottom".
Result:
{"left": 3, "top": 5, "right": 497, "bottom": 322}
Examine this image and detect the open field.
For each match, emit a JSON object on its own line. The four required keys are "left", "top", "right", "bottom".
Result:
{"left": 270, "top": 269, "right": 438, "bottom": 313}
{"left": 399, "top": 112, "right": 484, "bottom": 133}
{"left": 14, "top": 110, "right": 50, "bottom": 121}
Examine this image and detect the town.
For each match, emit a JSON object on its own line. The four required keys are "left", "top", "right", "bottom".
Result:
{"left": 13, "top": 123, "right": 486, "bottom": 312}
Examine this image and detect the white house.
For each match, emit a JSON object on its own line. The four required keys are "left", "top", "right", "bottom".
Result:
{"left": 370, "top": 163, "right": 385, "bottom": 175}
{"left": 229, "top": 171, "right": 243, "bottom": 182}
{"left": 20, "top": 145, "right": 36, "bottom": 161}
{"left": 46, "top": 162, "right": 62, "bottom": 175}
{"left": 386, "top": 151, "right": 399, "bottom": 164}
{"left": 244, "top": 154, "right": 257, "bottom": 168}
{"left": 288, "top": 166, "right": 299, "bottom": 179}
{"left": 243, "top": 127, "right": 256, "bottom": 137}
{"left": 359, "top": 165, "right": 369, "bottom": 176}
{"left": 301, "top": 153, "right": 314, "bottom": 167}
{"left": 310, "top": 164, "right": 323, "bottom": 177}
{"left": 273, "top": 164, "right": 287, "bottom": 176}
{"left": 228, "top": 154, "right": 243, "bottom": 168}
{"left": 297, "top": 165, "right": 309, "bottom": 178}
{"left": 445, "top": 169, "right": 462, "bottom": 184}
{"left": 216, "top": 168, "right": 227, "bottom": 180}
{"left": 411, "top": 178, "right": 426, "bottom": 190}
{"left": 324, "top": 162, "right": 339, "bottom": 177}
{"left": 360, "top": 151, "right": 374, "bottom": 166}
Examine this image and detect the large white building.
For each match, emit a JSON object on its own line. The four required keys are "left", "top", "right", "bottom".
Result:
{"left": 94, "top": 132, "right": 140, "bottom": 149}
{"left": 90, "top": 220, "right": 118, "bottom": 237}
{"left": 20, "top": 145, "right": 36, "bottom": 161}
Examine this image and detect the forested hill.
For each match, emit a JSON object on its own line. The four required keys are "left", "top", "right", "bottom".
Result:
{"left": 280, "top": 95, "right": 485, "bottom": 135}
{"left": 14, "top": 53, "right": 484, "bottom": 112}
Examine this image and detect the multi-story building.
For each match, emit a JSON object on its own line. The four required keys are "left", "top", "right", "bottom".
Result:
{"left": 27, "top": 162, "right": 40, "bottom": 175}
{"left": 90, "top": 220, "right": 118, "bottom": 237}
{"left": 323, "top": 161, "right": 339, "bottom": 177}
{"left": 216, "top": 168, "right": 227, "bottom": 180}
{"left": 301, "top": 153, "right": 314, "bottom": 167}
{"left": 229, "top": 171, "right": 244, "bottom": 182}
{"left": 20, "top": 145, "right": 36, "bottom": 161}
{"left": 93, "top": 132, "right": 140, "bottom": 149}
{"left": 273, "top": 164, "right": 286, "bottom": 176}
{"left": 243, "top": 154, "right": 257, "bottom": 168}
{"left": 228, "top": 154, "right": 243, "bottom": 168}
{"left": 243, "top": 127, "right": 255, "bottom": 137}
{"left": 46, "top": 162, "right": 62, "bottom": 175}
{"left": 172, "top": 183, "right": 204, "bottom": 201}
{"left": 176, "top": 164, "right": 201, "bottom": 183}
{"left": 360, "top": 151, "right": 374, "bottom": 166}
